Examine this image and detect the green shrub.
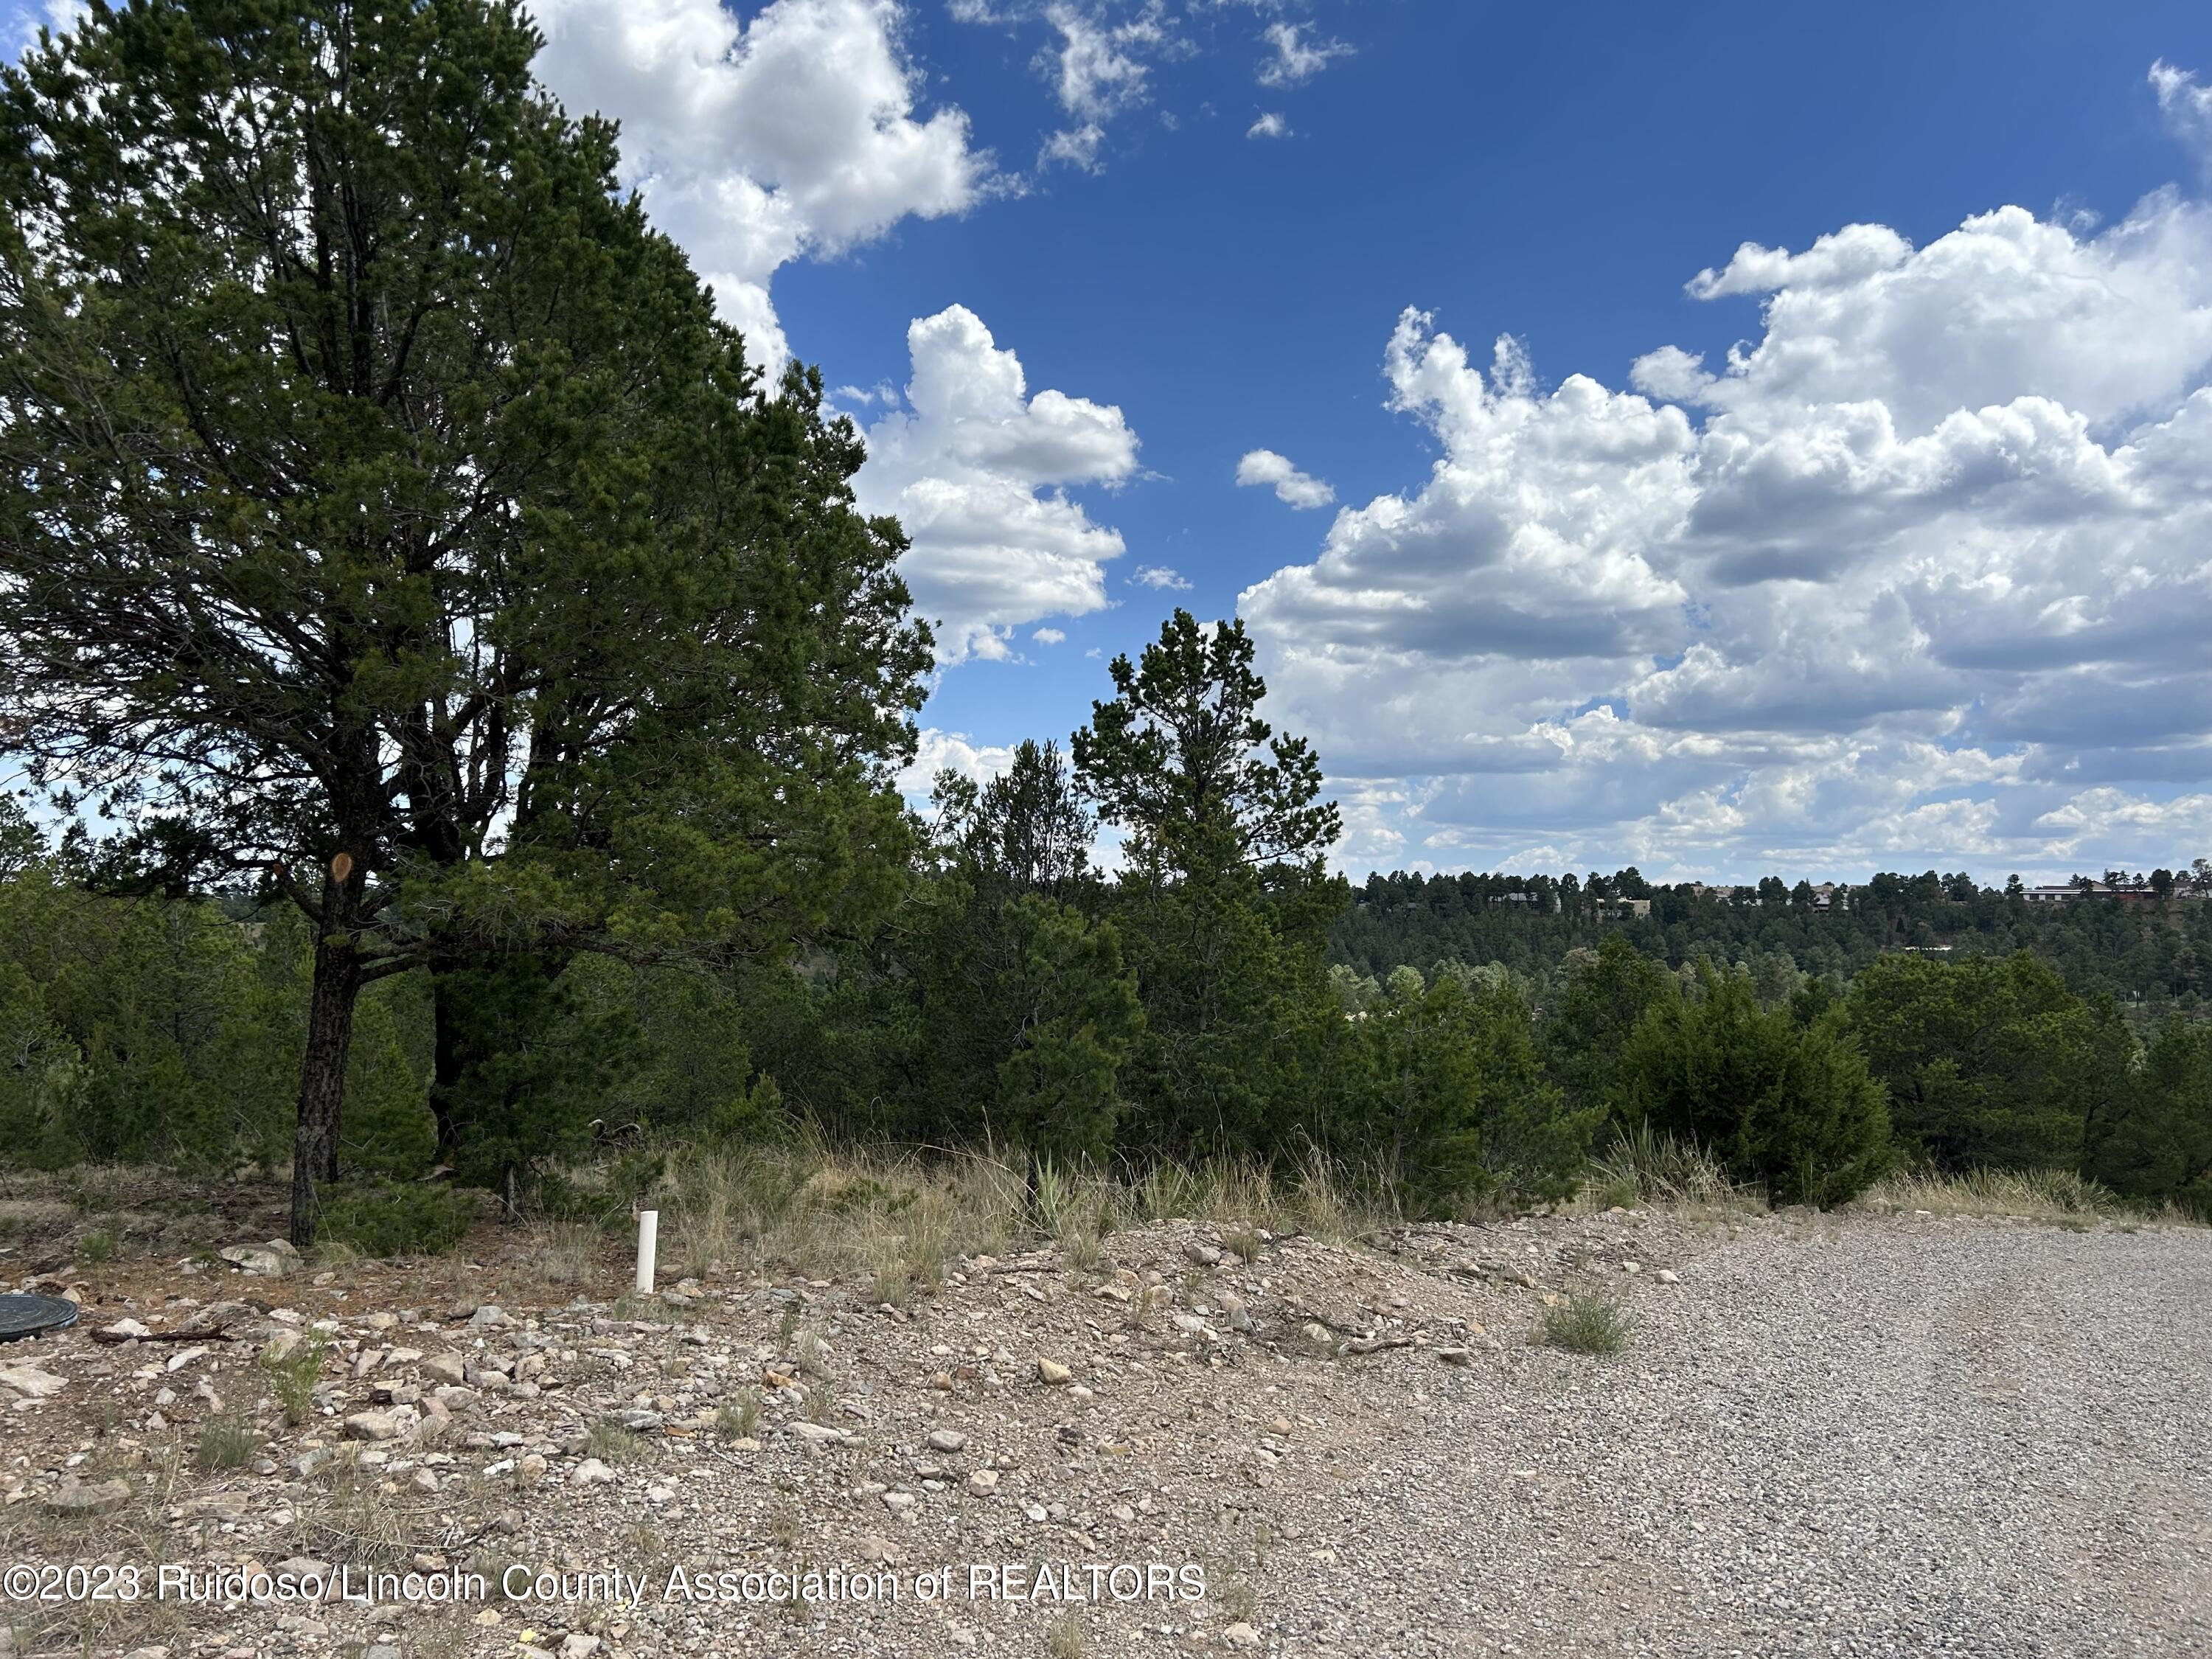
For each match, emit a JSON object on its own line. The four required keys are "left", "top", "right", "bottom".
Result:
{"left": 0, "top": 957, "right": 90, "bottom": 1170}
{"left": 2084, "top": 1014, "right": 2212, "bottom": 1208}
{"left": 1846, "top": 952, "right": 2104, "bottom": 1172}
{"left": 318, "top": 1181, "right": 476, "bottom": 1258}
{"left": 1352, "top": 970, "right": 1601, "bottom": 1218}
{"left": 1541, "top": 1293, "right": 1631, "bottom": 1355}
{"left": 1619, "top": 965, "right": 1889, "bottom": 1206}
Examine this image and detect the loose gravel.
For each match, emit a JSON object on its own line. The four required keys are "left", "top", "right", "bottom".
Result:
{"left": 1293, "top": 1217, "right": 2212, "bottom": 1658}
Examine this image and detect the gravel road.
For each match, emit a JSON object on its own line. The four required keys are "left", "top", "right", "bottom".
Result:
{"left": 1303, "top": 1217, "right": 2212, "bottom": 1658}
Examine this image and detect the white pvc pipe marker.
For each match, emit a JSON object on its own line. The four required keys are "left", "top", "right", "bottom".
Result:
{"left": 635, "top": 1208, "right": 658, "bottom": 1295}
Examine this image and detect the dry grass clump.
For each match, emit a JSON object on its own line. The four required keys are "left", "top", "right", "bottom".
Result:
{"left": 1169, "top": 1147, "right": 1397, "bottom": 1244}
{"left": 657, "top": 1137, "right": 1023, "bottom": 1291}
{"left": 584, "top": 1420, "right": 655, "bottom": 1464}
{"left": 612, "top": 1290, "right": 692, "bottom": 1324}
{"left": 1579, "top": 1124, "right": 1765, "bottom": 1217}
{"left": 291, "top": 1459, "right": 454, "bottom": 1565}
{"left": 512, "top": 1220, "right": 602, "bottom": 1290}
{"left": 1851, "top": 1164, "right": 2152, "bottom": 1222}
{"left": 557, "top": 1127, "right": 2192, "bottom": 1315}
{"left": 194, "top": 1416, "right": 256, "bottom": 1471}
{"left": 714, "top": 1391, "right": 761, "bottom": 1439}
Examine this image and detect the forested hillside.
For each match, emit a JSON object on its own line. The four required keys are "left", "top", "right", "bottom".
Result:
{"left": 1330, "top": 867, "right": 2212, "bottom": 1022}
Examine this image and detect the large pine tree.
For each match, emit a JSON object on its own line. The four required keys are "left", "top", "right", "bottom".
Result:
{"left": 1073, "top": 610, "right": 1345, "bottom": 1157}
{"left": 0, "top": 0, "right": 928, "bottom": 1239}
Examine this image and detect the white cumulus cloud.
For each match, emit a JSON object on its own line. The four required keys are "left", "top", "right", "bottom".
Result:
{"left": 854, "top": 306, "right": 1141, "bottom": 664}
{"left": 1235, "top": 448, "right": 1334, "bottom": 507}
{"left": 526, "top": 0, "right": 992, "bottom": 373}
{"left": 953, "top": 0, "right": 1357, "bottom": 169}
{"left": 897, "top": 728, "right": 1018, "bottom": 807}
{"left": 1042, "top": 0, "right": 1164, "bottom": 119}
{"left": 1242, "top": 97, "right": 2212, "bottom": 880}
{"left": 1133, "top": 564, "right": 1193, "bottom": 590}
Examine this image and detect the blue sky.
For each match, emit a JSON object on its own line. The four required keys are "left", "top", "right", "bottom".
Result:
{"left": 806, "top": 3, "right": 2211, "bottom": 712}
{"left": 12, "top": 0, "right": 2212, "bottom": 883}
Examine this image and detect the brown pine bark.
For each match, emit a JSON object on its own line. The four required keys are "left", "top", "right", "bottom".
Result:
{"left": 289, "top": 863, "right": 365, "bottom": 1248}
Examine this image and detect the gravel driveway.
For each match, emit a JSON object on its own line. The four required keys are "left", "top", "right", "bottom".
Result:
{"left": 1301, "top": 1217, "right": 2212, "bottom": 1658}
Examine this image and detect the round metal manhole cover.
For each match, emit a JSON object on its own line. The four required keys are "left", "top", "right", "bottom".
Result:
{"left": 0, "top": 1293, "right": 80, "bottom": 1342}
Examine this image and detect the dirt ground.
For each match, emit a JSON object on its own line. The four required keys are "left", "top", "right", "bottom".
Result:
{"left": 2, "top": 1180, "right": 2205, "bottom": 1658}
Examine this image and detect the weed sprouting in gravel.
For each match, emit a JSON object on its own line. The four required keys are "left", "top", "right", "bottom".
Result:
{"left": 585, "top": 1420, "right": 654, "bottom": 1463}
{"left": 613, "top": 1291, "right": 690, "bottom": 1324}
{"left": 194, "top": 1416, "right": 255, "bottom": 1471}
{"left": 716, "top": 1392, "right": 762, "bottom": 1439}
{"left": 261, "top": 1333, "right": 328, "bottom": 1427}
{"left": 1542, "top": 1293, "right": 1632, "bottom": 1355}
{"left": 1060, "top": 1223, "right": 1104, "bottom": 1273}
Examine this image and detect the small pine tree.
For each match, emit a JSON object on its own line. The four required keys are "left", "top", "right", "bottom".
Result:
{"left": 338, "top": 995, "right": 436, "bottom": 1180}
{"left": 440, "top": 957, "right": 636, "bottom": 1209}
{"left": 992, "top": 898, "right": 1144, "bottom": 1167}
{"left": 1356, "top": 970, "right": 1599, "bottom": 1218}
{"left": 1619, "top": 965, "right": 1888, "bottom": 1206}
{"left": 2084, "top": 1014, "right": 2211, "bottom": 1206}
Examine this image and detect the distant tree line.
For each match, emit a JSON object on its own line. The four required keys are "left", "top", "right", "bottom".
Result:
{"left": 1331, "top": 866, "right": 2212, "bottom": 1025}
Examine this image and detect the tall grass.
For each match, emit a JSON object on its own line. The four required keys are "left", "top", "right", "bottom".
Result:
{"left": 630, "top": 1133, "right": 1396, "bottom": 1295}
{"left": 1853, "top": 1164, "right": 2149, "bottom": 1221}
{"left": 1581, "top": 1123, "right": 1764, "bottom": 1215}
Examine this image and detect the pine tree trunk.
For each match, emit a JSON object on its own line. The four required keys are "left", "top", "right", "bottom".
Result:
{"left": 289, "top": 877, "right": 365, "bottom": 1248}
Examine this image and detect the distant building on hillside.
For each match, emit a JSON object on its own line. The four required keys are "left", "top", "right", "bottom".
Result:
{"left": 1597, "top": 898, "right": 1652, "bottom": 921}
{"left": 2023, "top": 882, "right": 2112, "bottom": 904}
{"left": 1489, "top": 890, "right": 1561, "bottom": 912}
